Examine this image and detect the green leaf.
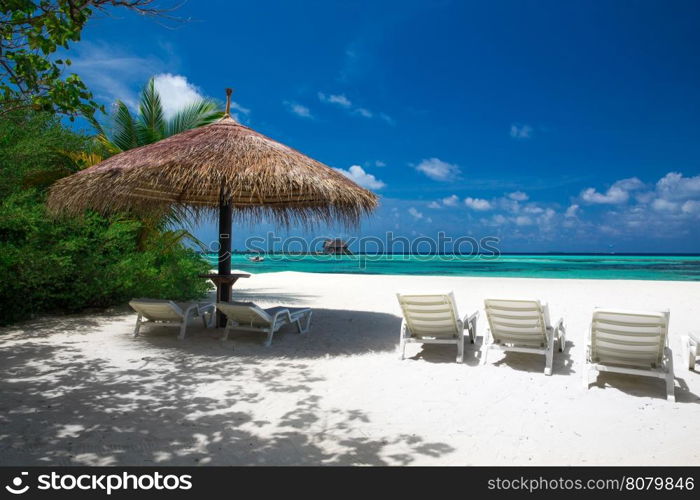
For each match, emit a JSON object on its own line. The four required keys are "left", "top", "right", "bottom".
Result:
{"left": 136, "top": 78, "right": 165, "bottom": 144}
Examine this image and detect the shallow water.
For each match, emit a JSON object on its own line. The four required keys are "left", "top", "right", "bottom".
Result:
{"left": 201, "top": 253, "right": 700, "bottom": 281}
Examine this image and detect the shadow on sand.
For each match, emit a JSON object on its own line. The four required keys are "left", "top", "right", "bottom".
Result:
{"left": 0, "top": 307, "right": 454, "bottom": 466}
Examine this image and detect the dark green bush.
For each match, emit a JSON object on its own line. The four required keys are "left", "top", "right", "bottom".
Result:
{"left": 0, "top": 111, "right": 210, "bottom": 325}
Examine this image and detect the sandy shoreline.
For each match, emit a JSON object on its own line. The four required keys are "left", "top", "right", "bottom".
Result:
{"left": 1, "top": 271, "right": 699, "bottom": 465}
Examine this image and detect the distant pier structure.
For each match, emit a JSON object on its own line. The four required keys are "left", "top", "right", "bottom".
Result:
{"left": 323, "top": 239, "right": 352, "bottom": 255}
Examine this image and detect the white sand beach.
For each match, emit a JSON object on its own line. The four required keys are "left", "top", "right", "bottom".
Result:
{"left": 1, "top": 271, "right": 699, "bottom": 466}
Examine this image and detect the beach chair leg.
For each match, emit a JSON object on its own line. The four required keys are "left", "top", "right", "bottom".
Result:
{"left": 544, "top": 351, "right": 553, "bottom": 376}
{"left": 133, "top": 313, "right": 143, "bottom": 337}
{"left": 264, "top": 328, "right": 275, "bottom": 347}
{"left": 178, "top": 319, "right": 188, "bottom": 340}
{"left": 295, "top": 312, "right": 312, "bottom": 334}
{"left": 584, "top": 365, "right": 597, "bottom": 391}
{"left": 480, "top": 330, "right": 490, "bottom": 365}
{"left": 685, "top": 337, "right": 696, "bottom": 371}
{"left": 544, "top": 333, "right": 554, "bottom": 375}
{"left": 558, "top": 323, "right": 566, "bottom": 352}
{"left": 221, "top": 320, "right": 231, "bottom": 341}
{"left": 665, "top": 348, "right": 675, "bottom": 402}
{"left": 457, "top": 336, "right": 464, "bottom": 363}
{"left": 398, "top": 338, "right": 406, "bottom": 360}
{"left": 398, "top": 321, "right": 408, "bottom": 360}
{"left": 666, "top": 373, "right": 676, "bottom": 402}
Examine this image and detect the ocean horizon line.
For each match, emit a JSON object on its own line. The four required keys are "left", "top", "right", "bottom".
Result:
{"left": 201, "top": 251, "right": 700, "bottom": 257}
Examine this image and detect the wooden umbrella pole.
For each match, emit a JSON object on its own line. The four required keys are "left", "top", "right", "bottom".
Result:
{"left": 217, "top": 183, "right": 233, "bottom": 327}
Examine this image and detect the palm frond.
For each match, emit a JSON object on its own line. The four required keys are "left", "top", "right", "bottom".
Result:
{"left": 137, "top": 78, "right": 165, "bottom": 145}
{"left": 84, "top": 114, "right": 122, "bottom": 155}
{"left": 166, "top": 99, "right": 223, "bottom": 137}
{"left": 161, "top": 229, "right": 208, "bottom": 252}
{"left": 111, "top": 101, "right": 140, "bottom": 151}
{"left": 62, "top": 151, "right": 105, "bottom": 170}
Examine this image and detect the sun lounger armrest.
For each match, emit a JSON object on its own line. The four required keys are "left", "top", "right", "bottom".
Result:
{"left": 554, "top": 317, "right": 564, "bottom": 330}
{"left": 197, "top": 303, "right": 216, "bottom": 315}
{"left": 663, "top": 346, "right": 673, "bottom": 363}
{"left": 462, "top": 310, "right": 479, "bottom": 327}
{"left": 181, "top": 303, "right": 199, "bottom": 319}
{"left": 462, "top": 310, "right": 479, "bottom": 343}
{"left": 270, "top": 308, "right": 293, "bottom": 326}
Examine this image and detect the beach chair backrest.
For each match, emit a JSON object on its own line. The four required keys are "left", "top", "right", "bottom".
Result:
{"left": 484, "top": 299, "right": 549, "bottom": 347}
{"left": 590, "top": 309, "right": 669, "bottom": 368}
{"left": 129, "top": 299, "right": 183, "bottom": 322}
{"left": 396, "top": 292, "right": 460, "bottom": 338}
{"left": 218, "top": 302, "right": 273, "bottom": 327}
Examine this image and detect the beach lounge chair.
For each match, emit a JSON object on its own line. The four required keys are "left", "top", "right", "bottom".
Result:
{"left": 396, "top": 292, "right": 478, "bottom": 363}
{"left": 129, "top": 299, "right": 215, "bottom": 340}
{"left": 584, "top": 308, "right": 675, "bottom": 401}
{"left": 684, "top": 332, "right": 699, "bottom": 371}
{"left": 216, "top": 301, "right": 312, "bottom": 346}
{"left": 482, "top": 299, "right": 565, "bottom": 375}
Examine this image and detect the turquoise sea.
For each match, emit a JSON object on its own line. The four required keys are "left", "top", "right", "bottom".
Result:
{"left": 202, "top": 254, "right": 700, "bottom": 281}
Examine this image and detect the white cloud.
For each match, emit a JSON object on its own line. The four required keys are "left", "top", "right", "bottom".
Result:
{"left": 284, "top": 101, "right": 313, "bottom": 118}
{"left": 613, "top": 177, "right": 645, "bottom": 191}
{"left": 379, "top": 113, "right": 396, "bottom": 126}
{"left": 510, "top": 124, "right": 533, "bottom": 139}
{"left": 498, "top": 198, "right": 522, "bottom": 214}
{"left": 464, "top": 197, "right": 492, "bottom": 211}
{"left": 69, "top": 45, "right": 240, "bottom": 121}
{"left": 427, "top": 201, "right": 442, "bottom": 209}
{"left": 682, "top": 200, "right": 700, "bottom": 214}
{"left": 69, "top": 42, "right": 170, "bottom": 109}
{"left": 442, "top": 195, "right": 460, "bottom": 207}
{"left": 318, "top": 91, "right": 392, "bottom": 124}
{"left": 491, "top": 214, "right": 507, "bottom": 225}
{"left": 515, "top": 215, "right": 534, "bottom": 226}
{"left": 333, "top": 165, "right": 385, "bottom": 190}
{"left": 414, "top": 158, "right": 461, "bottom": 182}
{"left": 581, "top": 177, "right": 644, "bottom": 204}
{"left": 581, "top": 186, "right": 628, "bottom": 204}
{"left": 318, "top": 92, "right": 352, "bottom": 108}
{"left": 408, "top": 207, "right": 423, "bottom": 220}
{"left": 508, "top": 191, "right": 529, "bottom": 201}
{"left": 651, "top": 198, "right": 678, "bottom": 213}
{"left": 523, "top": 205, "right": 544, "bottom": 214}
{"left": 655, "top": 172, "right": 700, "bottom": 201}
{"left": 152, "top": 74, "right": 213, "bottom": 120}
{"left": 565, "top": 204, "right": 580, "bottom": 218}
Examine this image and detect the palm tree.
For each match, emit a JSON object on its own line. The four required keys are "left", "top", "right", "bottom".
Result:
{"left": 92, "top": 77, "right": 223, "bottom": 153}
{"left": 82, "top": 77, "right": 222, "bottom": 250}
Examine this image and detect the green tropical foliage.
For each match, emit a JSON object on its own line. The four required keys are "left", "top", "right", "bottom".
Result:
{"left": 0, "top": 1, "right": 167, "bottom": 119}
{"left": 0, "top": 110, "right": 209, "bottom": 325}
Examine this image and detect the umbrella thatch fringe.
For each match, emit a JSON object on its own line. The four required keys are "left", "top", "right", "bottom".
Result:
{"left": 47, "top": 117, "right": 378, "bottom": 229}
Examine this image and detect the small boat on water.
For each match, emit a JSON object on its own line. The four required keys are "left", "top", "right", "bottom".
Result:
{"left": 248, "top": 255, "right": 265, "bottom": 262}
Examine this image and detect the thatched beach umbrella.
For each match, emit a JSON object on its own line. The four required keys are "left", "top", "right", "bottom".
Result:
{"left": 48, "top": 89, "right": 378, "bottom": 325}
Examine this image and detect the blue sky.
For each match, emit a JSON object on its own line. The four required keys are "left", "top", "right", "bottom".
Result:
{"left": 69, "top": 0, "right": 700, "bottom": 252}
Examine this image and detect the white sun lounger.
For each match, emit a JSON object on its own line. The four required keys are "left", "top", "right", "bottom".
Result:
{"left": 482, "top": 298, "right": 566, "bottom": 375}
{"left": 584, "top": 308, "right": 675, "bottom": 401}
{"left": 216, "top": 301, "right": 312, "bottom": 346}
{"left": 396, "top": 292, "right": 478, "bottom": 363}
{"left": 129, "top": 299, "right": 215, "bottom": 340}
{"left": 684, "top": 332, "right": 699, "bottom": 371}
